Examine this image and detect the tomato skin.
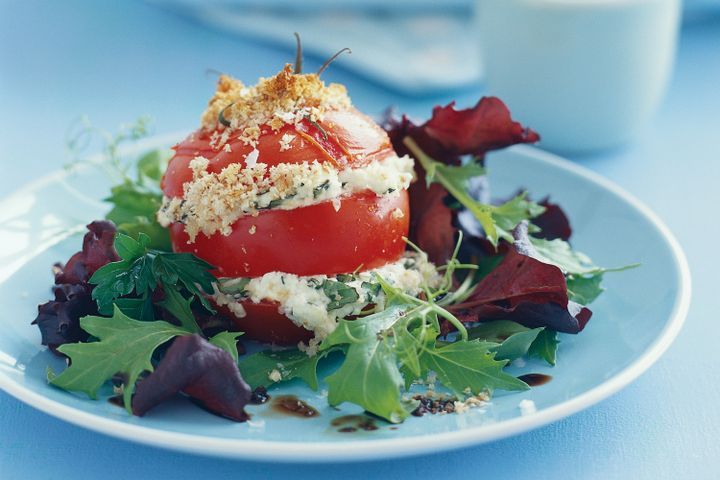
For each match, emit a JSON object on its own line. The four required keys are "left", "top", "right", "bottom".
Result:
{"left": 215, "top": 301, "right": 313, "bottom": 346}
{"left": 170, "top": 190, "right": 409, "bottom": 277}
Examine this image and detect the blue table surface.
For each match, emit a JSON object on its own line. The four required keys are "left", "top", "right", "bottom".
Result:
{"left": 1, "top": 1, "right": 719, "bottom": 478}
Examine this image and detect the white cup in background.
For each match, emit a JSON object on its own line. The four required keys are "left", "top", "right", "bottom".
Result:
{"left": 477, "top": 0, "right": 681, "bottom": 154}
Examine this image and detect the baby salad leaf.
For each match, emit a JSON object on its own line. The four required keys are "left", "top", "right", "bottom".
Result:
{"left": 528, "top": 329, "right": 560, "bottom": 366}
{"left": 33, "top": 221, "right": 119, "bottom": 351}
{"left": 532, "top": 199, "right": 572, "bottom": 241}
{"left": 321, "top": 305, "right": 411, "bottom": 423}
{"left": 383, "top": 98, "right": 539, "bottom": 261}
{"left": 103, "top": 148, "right": 173, "bottom": 251}
{"left": 208, "top": 331, "right": 244, "bottom": 363}
{"left": 467, "top": 319, "right": 533, "bottom": 343}
{"left": 239, "top": 348, "right": 332, "bottom": 390}
{"left": 105, "top": 182, "right": 169, "bottom": 252}
{"left": 326, "top": 338, "right": 408, "bottom": 423}
{"left": 156, "top": 286, "right": 201, "bottom": 333}
{"left": 493, "top": 194, "right": 546, "bottom": 241}
{"left": 132, "top": 334, "right": 251, "bottom": 422}
{"left": 494, "top": 328, "right": 544, "bottom": 362}
{"left": 417, "top": 337, "right": 529, "bottom": 396}
{"left": 135, "top": 149, "right": 169, "bottom": 183}
{"left": 528, "top": 235, "right": 638, "bottom": 307}
{"left": 405, "top": 137, "right": 543, "bottom": 247}
{"left": 105, "top": 183, "right": 162, "bottom": 228}
{"left": 114, "top": 295, "right": 154, "bottom": 321}
{"left": 467, "top": 320, "right": 545, "bottom": 362}
{"left": 54, "top": 221, "right": 121, "bottom": 285}
{"left": 529, "top": 236, "right": 639, "bottom": 277}
{"left": 51, "top": 307, "right": 189, "bottom": 411}
{"left": 529, "top": 237, "right": 599, "bottom": 275}
{"left": 422, "top": 98, "right": 540, "bottom": 157}
{"left": 567, "top": 274, "right": 605, "bottom": 305}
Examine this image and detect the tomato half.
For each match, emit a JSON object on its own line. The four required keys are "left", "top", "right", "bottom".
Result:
{"left": 170, "top": 190, "right": 409, "bottom": 277}
{"left": 162, "top": 106, "right": 410, "bottom": 343}
{"left": 215, "top": 302, "right": 313, "bottom": 345}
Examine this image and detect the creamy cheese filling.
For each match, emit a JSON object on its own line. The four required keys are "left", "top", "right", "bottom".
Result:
{"left": 212, "top": 253, "right": 440, "bottom": 345}
{"left": 157, "top": 153, "right": 414, "bottom": 241}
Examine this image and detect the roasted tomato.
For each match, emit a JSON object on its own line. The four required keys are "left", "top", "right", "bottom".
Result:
{"left": 162, "top": 107, "right": 410, "bottom": 344}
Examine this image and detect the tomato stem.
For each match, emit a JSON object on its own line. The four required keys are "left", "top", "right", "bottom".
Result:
{"left": 293, "top": 32, "right": 303, "bottom": 74}
{"left": 317, "top": 48, "right": 351, "bottom": 76}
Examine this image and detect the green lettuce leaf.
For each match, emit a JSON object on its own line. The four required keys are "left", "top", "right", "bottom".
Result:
{"left": 104, "top": 148, "right": 173, "bottom": 251}
{"left": 567, "top": 273, "right": 605, "bottom": 305}
{"left": 467, "top": 320, "right": 544, "bottom": 361}
{"left": 321, "top": 305, "right": 411, "bottom": 423}
{"left": 208, "top": 331, "right": 244, "bottom": 363}
{"left": 238, "top": 348, "right": 329, "bottom": 391}
{"left": 51, "top": 307, "right": 189, "bottom": 411}
{"left": 528, "top": 329, "right": 560, "bottom": 366}
{"left": 418, "top": 338, "right": 529, "bottom": 396}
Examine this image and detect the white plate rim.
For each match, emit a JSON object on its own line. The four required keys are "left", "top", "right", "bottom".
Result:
{"left": 0, "top": 142, "right": 691, "bottom": 463}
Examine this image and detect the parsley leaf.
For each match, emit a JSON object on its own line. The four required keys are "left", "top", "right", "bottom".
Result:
{"left": 51, "top": 307, "right": 189, "bottom": 412}
{"left": 89, "top": 233, "right": 216, "bottom": 315}
{"left": 528, "top": 329, "right": 560, "bottom": 366}
{"left": 151, "top": 252, "right": 216, "bottom": 311}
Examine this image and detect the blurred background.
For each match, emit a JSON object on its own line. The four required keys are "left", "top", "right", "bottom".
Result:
{"left": 1, "top": 1, "right": 720, "bottom": 479}
{"left": 1, "top": 0, "right": 718, "bottom": 179}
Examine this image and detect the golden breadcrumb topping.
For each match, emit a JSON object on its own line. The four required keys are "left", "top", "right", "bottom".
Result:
{"left": 200, "top": 64, "right": 352, "bottom": 148}
{"left": 156, "top": 153, "right": 415, "bottom": 241}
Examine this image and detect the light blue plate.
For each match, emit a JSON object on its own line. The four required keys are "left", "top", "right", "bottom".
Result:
{"left": 0, "top": 138, "right": 690, "bottom": 462}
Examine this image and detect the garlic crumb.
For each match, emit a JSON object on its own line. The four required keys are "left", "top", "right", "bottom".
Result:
{"left": 279, "top": 133, "right": 296, "bottom": 152}
{"left": 268, "top": 369, "right": 282, "bottom": 382}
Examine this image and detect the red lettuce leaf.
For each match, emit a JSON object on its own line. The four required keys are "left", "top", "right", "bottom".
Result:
{"left": 54, "top": 220, "right": 120, "bottom": 284}
{"left": 408, "top": 183, "right": 457, "bottom": 264}
{"left": 448, "top": 222, "right": 592, "bottom": 334}
{"left": 383, "top": 98, "right": 539, "bottom": 263}
{"left": 33, "top": 221, "right": 119, "bottom": 352}
{"left": 423, "top": 98, "right": 540, "bottom": 157}
{"left": 32, "top": 284, "right": 95, "bottom": 353}
{"left": 533, "top": 198, "right": 572, "bottom": 241}
{"left": 132, "top": 334, "right": 251, "bottom": 422}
